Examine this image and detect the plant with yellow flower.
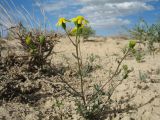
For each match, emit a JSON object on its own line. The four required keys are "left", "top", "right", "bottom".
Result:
{"left": 19, "top": 28, "right": 58, "bottom": 70}
{"left": 56, "top": 16, "right": 137, "bottom": 120}
{"left": 57, "top": 15, "right": 88, "bottom": 105}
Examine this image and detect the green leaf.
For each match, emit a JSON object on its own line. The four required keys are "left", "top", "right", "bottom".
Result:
{"left": 39, "top": 35, "right": 45, "bottom": 44}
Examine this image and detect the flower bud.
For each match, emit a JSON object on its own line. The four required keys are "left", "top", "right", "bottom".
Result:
{"left": 129, "top": 40, "right": 136, "bottom": 49}
{"left": 25, "top": 36, "right": 31, "bottom": 45}
{"left": 39, "top": 35, "right": 45, "bottom": 45}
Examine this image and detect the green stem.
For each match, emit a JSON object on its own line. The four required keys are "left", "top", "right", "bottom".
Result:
{"left": 75, "top": 33, "right": 86, "bottom": 105}
{"left": 78, "top": 35, "right": 83, "bottom": 65}
{"left": 88, "top": 48, "right": 130, "bottom": 104}
{"left": 65, "top": 28, "right": 86, "bottom": 105}
{"left": 65, "top": 29, "right": 76, "bottom": 47}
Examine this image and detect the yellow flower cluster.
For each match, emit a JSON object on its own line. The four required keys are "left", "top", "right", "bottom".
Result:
{"left": 56, "top": 16, "right": 88, "bottom": 32}
{"left": 71, "top": 16, "right": 88, "bottom": 27}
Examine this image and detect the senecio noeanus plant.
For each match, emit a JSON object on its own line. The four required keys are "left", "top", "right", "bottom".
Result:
{"left": 57, "top": 16, "right": 88, "bottom": 105}
{"left": 57, "top": 16, "right": 137, "bottom": 119}
{"left": 24, "top": 32, "right": 55, "bottom": 70}
{"left": 129, "top": 19, "right": 160, "bottom": 55}
{"left": 5, "top": 23, "right": 57, "bottom": 71}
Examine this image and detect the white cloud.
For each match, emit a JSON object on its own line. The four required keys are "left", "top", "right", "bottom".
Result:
{"left": 35, "top": 0, "right": 158, "bottom": 28}
{"left": 78, "top": 0, "right": 156, "bottom": 28}
{"left": 35, "top": 1, "right": 67, "bottom": 12}
{"left": 90, "top": 18, "right": 130, "bottom": 28}
{"left": 35, "top": 0, "right": 79, "bottom": 12}
{"left": 78, "top": 0, "right": 158, "bottom": 4}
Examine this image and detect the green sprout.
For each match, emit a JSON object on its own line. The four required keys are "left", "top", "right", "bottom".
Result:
{"left": 39, "top": 35, "right": 45, "bottom": 45}
{"left": 129, "top": 40, "right": 136, "bottom": 49}
{"left": 25, "top": 36, "right": 31, "bottom": 45}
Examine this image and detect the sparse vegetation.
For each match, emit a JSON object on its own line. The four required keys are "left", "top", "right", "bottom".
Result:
{"left": 0, "top": 1, "right": 160, "bottom": 119}
{"left": 81, "top": 53, "right": 101, "bottom": 77}
{"left": 7, "top": 23, "right": 59, "bottom": 71}
{"left": 129, "top": 19, "right": 160, "bottom": 55}
{"left": 70, "top": 26, "right": 96, "bottom": 40}
{"left": 56, "top": 16, "right": 138, "bottom": 120}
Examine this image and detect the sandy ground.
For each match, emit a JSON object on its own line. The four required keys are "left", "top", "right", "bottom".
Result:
{"left": 0, "top": 37, "right": 160, "bottom": 120}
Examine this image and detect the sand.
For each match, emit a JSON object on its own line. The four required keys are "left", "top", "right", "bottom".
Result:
{"left": 0, "top": 37, "right": 160, "bottom": 120}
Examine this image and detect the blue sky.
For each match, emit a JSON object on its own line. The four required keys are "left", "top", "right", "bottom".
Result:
{"left": 0, "top": 0, "right": 160, "bottom": 36}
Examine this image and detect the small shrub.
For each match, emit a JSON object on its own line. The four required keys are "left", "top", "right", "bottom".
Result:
{"left": 71, "top": 26, "right": 95, "bottom": 40}
{"left": 129, "top": 19, "right": 148, "bottom": 44}
{"left": 8, "top": 23, "right": 59, "bottom": 70}
{"left": 57, "top": 16, "right": 136, "bottom": 120}
{"left": 129, "top": 19, "right": 160, "bottom": 54}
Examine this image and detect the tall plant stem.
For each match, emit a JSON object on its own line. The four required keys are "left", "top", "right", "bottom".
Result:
{"left": 65, "top": 29, "right": 86, "bottom": 105}
{"left": 65, "top": 30, "right": 76, "bottom": 47}
{"left": 75, "top": 33, "right": 86, "bottom": 105}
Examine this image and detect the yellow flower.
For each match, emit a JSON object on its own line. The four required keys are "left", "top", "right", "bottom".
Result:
{"left": 56, "top": 17, "right": 70, "bottom": 29}
{"left": 56, "top": 18, "right": 69, "bottom": 26}
{"left": 25, "top": 36, "right": 31, "bottom": 45}
{"left": 71, "top": 16, "right": 88, "bottom": 27}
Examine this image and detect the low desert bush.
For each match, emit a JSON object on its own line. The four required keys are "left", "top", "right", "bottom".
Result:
{"left": 8, "top": 23, "right": 59, "bottom": 71}
{"left": 0, "top": 25, "right": 62, "bottom": 104}
{"left": 57, "top": 16, "right": 136, "bottom": 120}
{"left": 129, "top": 19, "right": 160, "bottom": 54}
{"left": 70, "top": 26, "right": 95, "bottom": 40}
